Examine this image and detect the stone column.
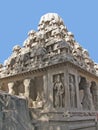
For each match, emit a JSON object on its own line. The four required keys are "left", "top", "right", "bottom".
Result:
{"left": 64, "top": 67, "right": 70, "bottom": 111}
{"left": 43, "top": 75, "right": 48, "bottom": 100}
{"left": 8, "top": 82, "right": 15, "bottom": 95}
{"left": 23, "top": 79, "right": 31, "bottom": 98}
{"left": 75, "top": 76, "right": 82, "bottom": 110}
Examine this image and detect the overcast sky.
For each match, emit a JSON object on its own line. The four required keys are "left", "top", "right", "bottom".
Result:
{"left": 0, "top": 0, "right": 98, "bottom": 64}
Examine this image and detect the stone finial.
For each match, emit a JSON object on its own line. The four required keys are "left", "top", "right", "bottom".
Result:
{"left": 82, "top": 49, "right": 89, "bottom": 58}
{"left": 38, "top": 13, "right": 65, "bottom": 29}
{"left": 28, "top": 30, "right": 36, "bottom": 36}
{"left": 13, "top": 45, "right": 21, "bottom": 52}
{"left": 67, "top": 32, "right": 74, "bottom": 37}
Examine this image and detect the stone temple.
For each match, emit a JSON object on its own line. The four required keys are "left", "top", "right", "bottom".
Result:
{"left": 0, "top": 13, "right": 98, "bottom": 130}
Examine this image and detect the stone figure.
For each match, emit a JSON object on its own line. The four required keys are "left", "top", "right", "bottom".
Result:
{"left": 90, "top": 82, "right": 98, "bottom": 110}
{"left": 81, "top": 80, "right": 94, "bottom": 110}
{"left": 53, "top": 74, "right": 65, "bottom": 108}
{"left": 69, "top": 74, "right": 76, "bottom": 108}
{"left": 33, "top": 92, "right": 43, "bottom": 108}
{"left": 36, "top": 92, "right": 42, "bottom": 102}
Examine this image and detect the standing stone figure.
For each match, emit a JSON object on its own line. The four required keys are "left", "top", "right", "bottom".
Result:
{"left": 69, "top": 74, "right": 76, "bottom": 108}
{"left": 81, "top": 80, "right": 94, "bottom": 110}
{"left": 53, "top": 75, "right": 65, "bottom": 108}
{"left": 90, "top": 82, "right": 98, "bottom": 110}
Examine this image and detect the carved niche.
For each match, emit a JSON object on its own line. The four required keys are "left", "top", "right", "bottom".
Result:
{"left": 53, "top": 73, "right": 65, "bottom": 108}
{"left": 79, "top": 77, "right": 94, "bottom": 110}
{"left": 90, "top": 81, "right": 98, "bottom": 110}
{"left": 28, "top": 76, "right": 44, "bottom": 108}
{"left": 69, "top": 74, "right": 77, "bottom": 108}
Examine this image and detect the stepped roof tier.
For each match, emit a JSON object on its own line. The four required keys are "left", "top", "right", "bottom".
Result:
{"left": 0, "top": 13, "right": 97, "bottom": 78}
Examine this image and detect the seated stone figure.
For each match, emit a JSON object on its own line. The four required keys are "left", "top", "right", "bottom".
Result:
{"left": 33, "top": 92, "right": 43, "bottom": 108}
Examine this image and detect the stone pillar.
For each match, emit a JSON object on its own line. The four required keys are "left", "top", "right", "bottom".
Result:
{"left": 43, "top": 75, "right": 48, "bottom": 100}
{"left": 23, "top": 79, "right": 31, "bottom": 98}
{"left": 8, "top": 82, "right": 15, "bottom": 95}
{"left": 75, "top": 76, "right": 82, "bottom": 110}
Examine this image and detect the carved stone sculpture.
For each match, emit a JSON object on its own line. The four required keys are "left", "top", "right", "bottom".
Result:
{"left": 33, "top": 92, "right": 43, "bottom": 108}
{"left": 0, "top": 12, "right": 98, "bottom": 130}
{"left": 81, "top": 79, "right": 94, "bottom": 110}
{"left": 53, "top": 74, "right": 65, "bottom": 108}
{"left": 69, "top": 74, "right": 76, "bottom": 108}
{"left": 90, "top": 82, "right": 98, "bottom": 110}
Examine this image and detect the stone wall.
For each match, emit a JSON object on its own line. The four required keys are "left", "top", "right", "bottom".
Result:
{"left": 0, "top": 91, "right": 34, "bottom": 130}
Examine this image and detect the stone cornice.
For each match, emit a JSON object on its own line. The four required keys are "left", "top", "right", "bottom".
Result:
{"left": 0, "top": 60, "right": 98, "bottom": 83}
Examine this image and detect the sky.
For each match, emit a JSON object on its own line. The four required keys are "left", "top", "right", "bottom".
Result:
{"left": 0, "top": 0, "right": 98, "bottom": 64}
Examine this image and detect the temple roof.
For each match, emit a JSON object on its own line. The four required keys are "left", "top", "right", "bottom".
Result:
{"left": 39, "top": 13, "right": 64, "bottom": 25}
{"left": 0, "top": 13, "right": 98, "bottom": 78}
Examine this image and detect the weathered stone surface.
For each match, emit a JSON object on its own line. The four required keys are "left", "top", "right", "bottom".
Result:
{"left": 0, "top": 13, "right": 97, "bottom": 77}
{"left": 0, "top": 91, "right": 34, "bottom": 130}
{"left": 0, "top": 13, "right": 98, "bottom": 130}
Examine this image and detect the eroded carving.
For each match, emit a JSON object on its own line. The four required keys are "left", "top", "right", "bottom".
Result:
{"left": 80, "top": 78, "right": 94, "bottom": 110}
{"left": 90, "top": 81, "right": 98, "bottom": 110}
{"left": 0, "top": 13, "right": 97, "bottom": 77}
{"left": 0, "top": 12, "right": 98, "bottom": 130}
{"left": 53, "top": 74, "right": 65, "bottom": 108}
{"left": 69, "top": 74, "right": 77, "bottom": 108}
{"left": 0, "top": 92, "right": 34, "bottom": 130}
